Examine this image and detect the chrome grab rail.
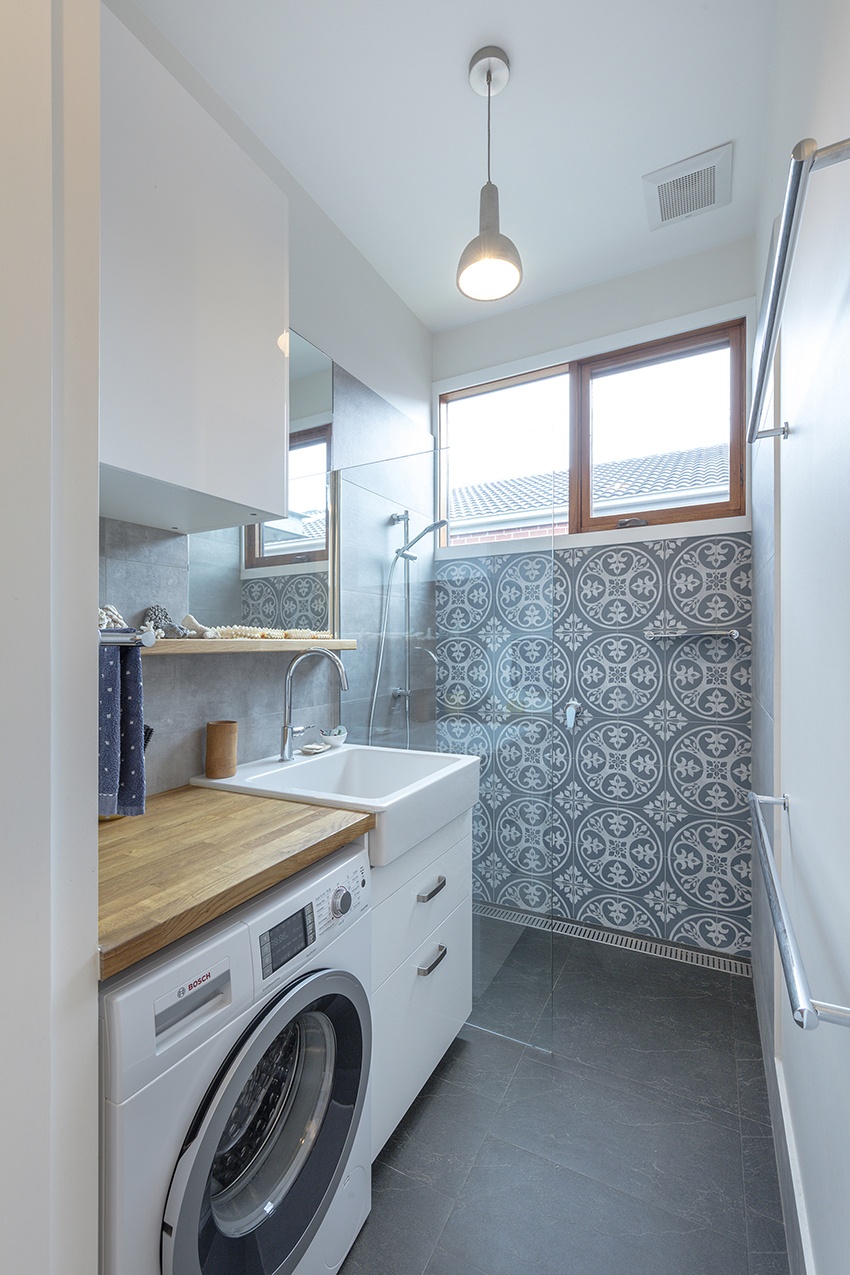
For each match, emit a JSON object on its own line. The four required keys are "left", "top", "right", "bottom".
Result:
{"left": 647, "top": 628, "right": 740, "bottom": 641}
{"left": 748, "top": 135, "right": 850, "bottom": 444}
{"left": 748, "top": 792, "right": 850, "bottom": 1030}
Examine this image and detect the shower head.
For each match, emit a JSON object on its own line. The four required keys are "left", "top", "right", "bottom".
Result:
{"left": 403, "top": 519, "right": 448, "bottom": 553}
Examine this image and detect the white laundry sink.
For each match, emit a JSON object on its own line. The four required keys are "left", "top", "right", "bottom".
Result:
{"left": 191, "top": 743, "right": 479, "bottom": 866}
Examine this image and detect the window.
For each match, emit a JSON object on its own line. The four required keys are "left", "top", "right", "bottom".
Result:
{"left": 245, "top": 424, "right": 331, "bottom": 567}
{"left": 439, "top": 320, "right": 745, "bottom": 545}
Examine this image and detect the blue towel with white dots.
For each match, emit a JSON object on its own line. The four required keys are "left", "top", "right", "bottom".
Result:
{"left": 99, "top": 634, "right": 146, "bottom": 817}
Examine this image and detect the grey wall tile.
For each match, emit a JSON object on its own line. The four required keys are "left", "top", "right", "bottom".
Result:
{"left": 103, "top": 518, "right": 188, "bottom": 567}
{"left": 103, "top": 559, "right": 189, "bottom": 628}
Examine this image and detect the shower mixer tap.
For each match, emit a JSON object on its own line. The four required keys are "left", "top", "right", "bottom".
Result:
{"left": 564, "top": 699, "right": 582, "bottom": 730}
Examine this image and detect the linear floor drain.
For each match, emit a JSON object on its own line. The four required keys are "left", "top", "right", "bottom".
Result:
{"left": 473, "top": 901, "right": 753, "bottom": 978}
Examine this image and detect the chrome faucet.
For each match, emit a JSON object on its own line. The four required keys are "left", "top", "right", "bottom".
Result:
{"left": 280, "top": 649, "right": 349, "bottom": 761}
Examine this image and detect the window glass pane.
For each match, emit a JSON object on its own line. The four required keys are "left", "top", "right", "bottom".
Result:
{"left": 443, "top": 372, "right": 569, "bottom": 546}
{"left": 589, "top": 346, "right": 730, "bottom": 518}
{"left": 263, "top": 436, "right": 328, "bottom": 558}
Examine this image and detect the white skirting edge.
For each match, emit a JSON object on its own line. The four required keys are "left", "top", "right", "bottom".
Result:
{"left": 774, "top": 1056, "right": 817, "bottom": 1275}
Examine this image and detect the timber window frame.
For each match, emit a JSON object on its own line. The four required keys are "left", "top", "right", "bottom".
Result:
{"left": 438, "top": 318, "right": 746, "bottom": 545}
{"left": 244, "top": 423, "right": 332, "bottom": 568}
{"left": 573, "top": 319, "right": 746, "bottom": 532}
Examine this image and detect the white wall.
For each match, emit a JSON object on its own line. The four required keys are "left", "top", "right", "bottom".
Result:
{"left": 0, "top": 2, "right": 101, "bottom": 1272}
{"left": 433, "top": 237, "right": 756, "bottom": 386}
{"left": 104, "top": 0, "right": 433, "bottom": 432}
{"left": 751, "top": 4, "right": 850, "bottom": 1272}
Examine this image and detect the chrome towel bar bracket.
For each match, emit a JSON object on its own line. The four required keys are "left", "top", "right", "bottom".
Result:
{"left": 99, "top": 629, "right": 157, "bottom": 647}
{"left": 748, "top": 792, "right": 850, "bottom": 1030}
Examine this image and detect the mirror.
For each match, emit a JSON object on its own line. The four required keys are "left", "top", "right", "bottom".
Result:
{"left": 186, "top": 332, "right": 334, "bottom": 632}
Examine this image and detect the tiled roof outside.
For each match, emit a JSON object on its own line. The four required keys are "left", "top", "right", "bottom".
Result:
{"left": 449, "top": 443, "right": 728, "bottom": 519}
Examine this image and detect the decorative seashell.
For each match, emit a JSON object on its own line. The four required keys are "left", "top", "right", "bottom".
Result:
{"left": 182, "top": 614, "right": 221, "bottom": 639}
{"left": 144, "top": 604, "right": 174, "bottom": 631}
{"left": 99, "top": 604, "right": 127, "bottom": 629}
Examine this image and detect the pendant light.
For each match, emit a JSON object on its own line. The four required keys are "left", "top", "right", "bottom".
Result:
{"left": 457, "top": 46, "right": 523, "bottom": 302}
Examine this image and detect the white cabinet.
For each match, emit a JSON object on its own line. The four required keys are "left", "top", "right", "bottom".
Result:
{"left": 99, "top": 11, "right": 289, "bottom": 533}
{"left": 369, "top": 812, "right": 472, "bottom": 1159}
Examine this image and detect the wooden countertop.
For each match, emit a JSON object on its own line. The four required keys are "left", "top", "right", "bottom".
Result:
{"left": 98, "top": 786, "right": 375, "bottom": 980}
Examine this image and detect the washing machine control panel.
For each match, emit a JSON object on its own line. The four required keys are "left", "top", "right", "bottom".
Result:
{"left": 251, "top": 846, "right": 370, "bottom": 991}
{"left": 259, "top": 903, "right": 316, "bottom": 980}
{"left": 313, "top": 859, "right": 368, "bottom": 936}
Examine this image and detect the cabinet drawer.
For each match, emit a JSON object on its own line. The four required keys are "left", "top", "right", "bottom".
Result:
{"left": 370, "top": 811, "right": 472, "bottom": 908}
{"left": 370, "top": 897, "right": 472, "bottom": 1159}
{"left": 372, "top": 835, "right": 472, "bottom": 990}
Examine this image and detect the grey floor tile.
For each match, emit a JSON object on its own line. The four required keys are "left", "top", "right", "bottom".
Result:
{"left": 339, "top": 1161, "right": 453, "bottom": 1275}
{"left": 344, "top": 924, "right": 789, "bottom": 1275}
{"left": 737, "top": 1054, "right": 774, "bottom": 1126}
{"left": 377, "top": 1076, "right": 499, "bottom": 1200}
{"left": 743, "top": 1133, "right": 788, "bottom": 1257}
{"left": 748, "top": 1251, "right": 792, "bottom": 1275}
{"left": 732, "top": 976, "right": 764, "bottom": 1060}
{"left": 469, "top": 941, "right": 554, "bottom": 1043}
{"left": 438, "top": 1134, "right": 750, "bottom": 1275}
{"left": 432, "top": 1023, "right": 525, "bottom": 1102}
{"left": 423, "top": 1245, "right": 489, "bottom": 1275}
{"left": 492, "top": 1050, "right": 747, "bottom": 1240}
{"left": 530, "top": 940, "right": 741, "bottom": 1116}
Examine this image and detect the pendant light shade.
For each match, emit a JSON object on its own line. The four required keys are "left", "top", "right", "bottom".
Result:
{"left": 457, "top": 181, "right": 523, "bottom": 301}
{"left": 456, "top": 47, "right": 522, "bottom": 302}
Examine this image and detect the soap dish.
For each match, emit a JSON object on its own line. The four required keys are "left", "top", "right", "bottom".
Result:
{"left": 300, "top": 742, "right": 331, "bottom": 755}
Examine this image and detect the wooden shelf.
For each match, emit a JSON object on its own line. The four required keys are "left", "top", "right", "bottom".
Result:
{"left": 142, "top": 638, "right": 356, "bottom": 656}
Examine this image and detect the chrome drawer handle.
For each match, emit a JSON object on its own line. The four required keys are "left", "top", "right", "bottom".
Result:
{"left": 416, "top": 875, "right": 447, "bottom": 904}
{"left": 417, "top": 944, "right": 447, "bottom": 977}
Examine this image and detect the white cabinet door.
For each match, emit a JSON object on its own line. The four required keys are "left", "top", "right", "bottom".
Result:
{"left": 100, "top": 11, "right": 289, "bottom": 532}
{"left": 371, "top": 897, "right": 472, "bottom": 1159}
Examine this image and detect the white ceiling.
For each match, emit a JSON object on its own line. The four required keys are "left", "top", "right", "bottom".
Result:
{"left": 125, "top": 0, "right": 779, "bottom": 333}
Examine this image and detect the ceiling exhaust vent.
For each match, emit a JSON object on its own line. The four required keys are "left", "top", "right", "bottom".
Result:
{"left": 643, "top": 142, "right": 733, "bottom": 229}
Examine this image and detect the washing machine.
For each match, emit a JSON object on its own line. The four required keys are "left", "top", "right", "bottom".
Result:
{"left": 100, "top": 843, "right": 372, "bottom": 1275}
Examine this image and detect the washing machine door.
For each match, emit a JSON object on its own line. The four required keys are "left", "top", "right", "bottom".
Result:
{"left": 161, "top": 967, "right": 370, "bottom": 1275}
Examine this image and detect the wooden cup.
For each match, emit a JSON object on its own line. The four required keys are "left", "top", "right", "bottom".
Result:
{"left": 205, "top": 720, "right": 238, "bottom": 779}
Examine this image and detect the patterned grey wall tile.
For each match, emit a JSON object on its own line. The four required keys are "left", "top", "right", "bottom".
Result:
{"left": 493, "top": 716, "right": 551, "bottom": 794}
{"left": 668, "top": 724, "right": 751, "bottom": 816}
{"left": 666, "top": 632, "right": 751, "bottom": 721}
{"left": 575, "top": 632, "right": 663, "bottom": 717}
{"left": 574, "top": 720, "right": 664, "bottom": 806}
{"left": 437, "top": 528, "right": 754, "bottom": 954}
{"left": 666, "top": 535, "right": 752, "bottom": 630}
{"left": 576, "top": 889, "right": 664, "bottom": 939}
{"left": 241, "top": 573, "right": 328, "bottom": 631}
{"left": 574, "top": 544, "right": 664, "bottom": 630}
{"left": 437, "top": 636, "right": 492, "bottom": 712}
{"left": 573, "top": 805, "right": 665, "bottom": 899}
{"left": 491, "top": 553, "right": 553, "bottom": 633}
{"left": 669, "top": 911, "right": 751, "bottom": 957}
{"left": 493, "top": 636, "right": 553, "bottom": 713}
{"left": 436, "top": 558, "right": 494, "bottom": 633}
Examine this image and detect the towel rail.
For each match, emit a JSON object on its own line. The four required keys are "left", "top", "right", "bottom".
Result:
{"left": 647, "top": 628, "right": 740, "bottom": 641}
{"left": 748, "top": 792, "right": 850, "bottom": 1030}
{"left": 99, "top": 630, "right": 157, "bottom": 647}
{"left": 748, "top": 134, "right": 850, "bottom": 445}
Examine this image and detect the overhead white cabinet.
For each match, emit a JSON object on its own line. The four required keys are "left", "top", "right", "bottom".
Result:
{"left": 100, "top": 11, "right": 289, "bottom": 532}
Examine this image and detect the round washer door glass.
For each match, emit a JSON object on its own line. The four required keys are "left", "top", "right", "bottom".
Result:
{"left": 210, "top": 1008, "right": 335, "bottom": 1238}
{"left": 162, "top": 970, "right": 370, "bottom": 1275}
